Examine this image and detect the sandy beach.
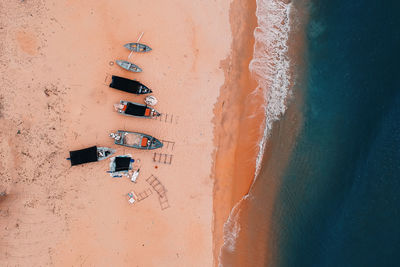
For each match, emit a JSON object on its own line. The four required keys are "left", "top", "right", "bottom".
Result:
{"left": 0, "top": 0, "right": 262, "bottom": 266}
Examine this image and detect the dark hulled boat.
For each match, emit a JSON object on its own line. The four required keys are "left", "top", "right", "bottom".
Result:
{"left": 68, "top": 146, "right": 115, "bottom": 166}
{"left": 109, "top": 75, "right": 152, "bottom": 94}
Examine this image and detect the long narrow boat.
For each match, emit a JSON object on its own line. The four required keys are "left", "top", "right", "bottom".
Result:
{"left": 68, "top": 146, "right": 115, "bottom": 166}
{"left": 124, "top": 43, "right": 152, "bottom": 52}
{"left": 109, "top": 75, "right": 152, "bottom": 94}
{"left": 110, "top": 130, "right": 163, "bottom": 150}
{"left": 116, "top": 60, "right": 142, "bottom": 72}
{"left": 114, "top": 101, "right": 161, "bottom": 119}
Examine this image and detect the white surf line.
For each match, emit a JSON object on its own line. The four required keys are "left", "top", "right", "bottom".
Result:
{"left": 250, "top": 0, "right": 292, "bottom": 177}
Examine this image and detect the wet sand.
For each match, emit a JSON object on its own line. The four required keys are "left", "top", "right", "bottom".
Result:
{"left": 0, "top": 0, "right": 234, "bottom": 266}
{"left": 212, "top": 0, "right": 263, "bottom": 264}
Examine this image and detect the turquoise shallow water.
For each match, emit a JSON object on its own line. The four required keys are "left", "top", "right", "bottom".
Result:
{"left": 272, "top": 0, "right": 400, "bottom": 266}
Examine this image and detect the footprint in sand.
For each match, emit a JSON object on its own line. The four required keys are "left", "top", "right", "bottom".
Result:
{"left": 15, "top": 30, "right": 38, "bottom": 56}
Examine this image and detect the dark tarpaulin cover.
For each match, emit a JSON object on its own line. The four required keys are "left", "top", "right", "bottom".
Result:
{"left": 70, "top": 146, "right": 98, "bottom": 166}
{"left": 115, "top": 157, "right": 131, "bottom": 171}
{"left": 125, "top": 102, "right": 146, "bottom": 116}
{"left": 110, "top": 75, "right": 144, "bottom": 94}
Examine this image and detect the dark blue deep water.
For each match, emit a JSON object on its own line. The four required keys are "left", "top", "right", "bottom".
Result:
{"left": 274, "top": 1, "right": 400, "bottom": 266}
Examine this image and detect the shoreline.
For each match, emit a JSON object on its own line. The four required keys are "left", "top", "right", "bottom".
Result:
{"left": 214, "top": 2, "right": 307, "bottom": 266}
{"left": 216, "top": 0, "right": 310, "bottom": 265}
{"left": 212, "top": 0, "right": 261, "bottom": 265}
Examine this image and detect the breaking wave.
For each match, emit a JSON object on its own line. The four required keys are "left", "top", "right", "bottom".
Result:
{"left": 221, "top": 199, "right": 242, "bottom": 253}
{"left": 251, "top": 0, "right": 292, "bottom": 175}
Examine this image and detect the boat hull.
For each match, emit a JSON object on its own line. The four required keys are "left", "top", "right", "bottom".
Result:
{"left": 111, "top": 130, "right": 163, "bottom": 150}
{"left": 116, "top": 60, "right": 142, "bottom": 72}
{"left": 124, "top": 42, "right": 152, "bottom": 52}
{"left": 69, "top": 146, "right": 115, "bottom": 166}
{"left": 109, "top": 75, "right": 152, "bottom": 94}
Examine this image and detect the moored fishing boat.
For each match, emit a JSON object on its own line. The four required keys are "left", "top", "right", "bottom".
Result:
{"left": 123, "top": 42, "right": 152, "bottom": 52}
{"left": 109, "top": 75, "right": 152, "bottom": 94}
{"left": 110, "top": 130, "right": 163, "bottom": 150}
{"left": 116, "top": 60, "right": 142, "bottom": 72}
{"left": 114, "top": 101, "right": 161, "bottom": 118}
{"left": 68, "top": 146, "right": 115, "bottom": 166}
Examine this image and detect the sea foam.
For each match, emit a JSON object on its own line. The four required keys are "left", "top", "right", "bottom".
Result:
{"left": 219, "top": 0, "right": 292, "bottom": 264}
{"left": 251, "top": 0, "right": 292, "bottom": 176}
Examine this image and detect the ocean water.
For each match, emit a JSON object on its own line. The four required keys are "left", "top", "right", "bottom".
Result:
{"left": 273, "top": 0, "right": 400, "bottom": 266}
{"left": 219, "top": 0, "right": 400, "bottom": 266}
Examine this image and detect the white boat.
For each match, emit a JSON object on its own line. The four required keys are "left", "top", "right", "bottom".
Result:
{"left": 124, "top": 42, "right": 152, "bottom": 52}
{"left": 116, "top": 60, "right": 142, "bottom": 72}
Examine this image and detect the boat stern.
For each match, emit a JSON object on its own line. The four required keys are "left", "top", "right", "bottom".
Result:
{"left": 97, "top": 147, "right": 116, "bottom": 161}
{"left": 114, "top": 102, "right": 125, "bottom": 113}
{"left": 110, "top": 132, "right": 123, "bottom": 145}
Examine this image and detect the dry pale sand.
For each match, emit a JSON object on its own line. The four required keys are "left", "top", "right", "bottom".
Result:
{"left": 0, "top": 0, "right": 241, "bottom": 266}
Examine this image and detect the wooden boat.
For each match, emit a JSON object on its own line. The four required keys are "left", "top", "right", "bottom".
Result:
{"left": 110, "top": 130, "right": 163, "bottom": 150}
{"left": 114, "top": 101, "right": 161, "bottom": 118}
{"left": 68, "top": 146, "right": 115, "bottom": 166}
{"left": 116, "top": 60, "right": 142, "bottom": 72}
{"left": 109, "top": 75, "right": 152, "bottom": 94}
{"left": 124, "top": 43, "right": 152, "bottom": 52}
